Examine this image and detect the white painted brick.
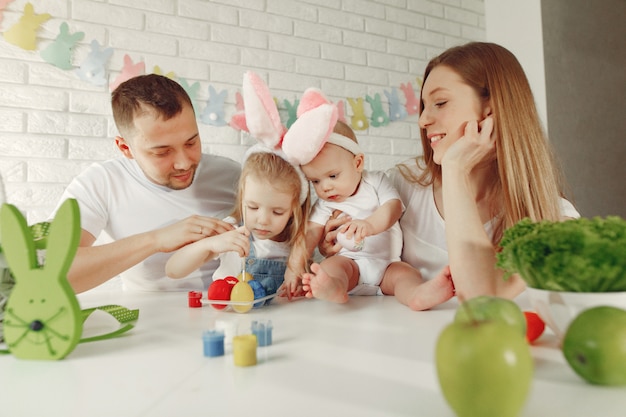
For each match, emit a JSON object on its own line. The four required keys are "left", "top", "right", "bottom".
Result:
{"left": 318, "top": 8, "right": 364, "bottom": 31}
{"left": 320, "top": 78, "right": 375, "bottom": 98}
{"left": 266, "top": 71, "right": 322, "bottom": 93}
{"left": 301, "top": 0, "right": 341, "bottom": 9}
{"left": 461, "top": 24, "right": 485, "bottom": 40}
{"left": 426, "top": 16, "right": 462, "bottom": 36}
{"left": 240, "top": 10, "right": 294, "bottom": 35}
{"left": 407, "top": 27, "right": 446, "bottom": 47}
{"left": 208, "top": 0, "right": 265, "bottom": 11}
{"left": 28, "top": 112, "right": 107, "bottom": 137}
{"left": 461, "top": 0, "right": 484, "bottom": 14}
{"left": 387, "top": 39, "right": 428, "bottom": 60}
{"left": 6, "top": 183, "right": 67, "bottom": 212}
{"left": 345, "top": 64, "right": 388, "bottom": 86}
{"left": 0, "top": 109, "right": 25, "bottom": 132}
{"left": 0, "top": 134, "right": 67, "bottom": 158}
{"left": 342, "top": 0, "right": 386, "bottom": 19}
{"left": 343, "top": 30, "right": 387, "bottom": 52}
{"left": 70, "top": 91, "right": 112, "bottom": 115}
{"left": 384, "top": 6, "right": 426, "bottom": 28}
{"left": 178, "top": 0, "right": 238, "bottom": 24}
{"left": 72, "top": 1, "right": 144, "bottom": 30}
{"left": 407, "top": 0, "right": 445, "bottom": 17}
{"left": 0, "top": 85, "right": 68, "bottom": 111}
{"left": 268, "top": 34, "right": 321, "bottom": 58}
{"left": 207, "top": 63, "right": 247, "bottom": 85}
{"left": 68, "top": 138, "right": 119, "bottom": 161}
{"left": 0, "top": 159, "right": 26, "bottom": 182}
{"left": 367, "top": 51, "right": 409, "bottom": 72}
{"left": 377, "top": 0, "right": 407, "bottom": 7}
{"left": 365, "top": 17, "right": 406, "bottom": 40}
{"left": 27, "top": 159, "right": 93, "bottom": 183}
{"left": 321, "top": 43, "right": 366, "bottom": 66}
{"left": 295, "top": 57, "right": 344, "bottom": 79}
{"left": 110, "top": 29, "right": 178, "bottom": 56}
{"left": 241, "top": 49, "right": 296, "bottom": 73}
{"left": 146, "top": 13, "right": 210, "bottom": 40}
{"left": 445, "top": 6, "right": 480, "bottom": 25}
{"left": 267, "top": 0, "right": 319, "bottom": 22}
{"left": 109, "top": 0, "right": 175, "bottom": 14}
{"left": 179, "top": 39, "right": 240, "bottom": 64}
{"left": 0, "top": 61, "right": 27, "bottom": 83}
{"left": 212, "top": 24, "right": 268, "bottom": 49}
{"left": 294, "top": 21, "right": 342, "bottom": 44}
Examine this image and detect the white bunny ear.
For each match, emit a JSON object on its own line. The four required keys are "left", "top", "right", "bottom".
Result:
{"left": 282, "top": 90, "right": 338, "bottom": 166}
{"left": 242, "top": 71, "right": 285, "bottom": 149}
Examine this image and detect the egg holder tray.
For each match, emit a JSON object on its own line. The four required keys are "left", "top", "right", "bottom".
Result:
{"left": 188, "top": 290, "right": 278, "bottom": 312}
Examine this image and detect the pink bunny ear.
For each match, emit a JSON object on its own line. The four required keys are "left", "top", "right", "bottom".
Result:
{"left": 297, "top": 88, "right": 332, "bottom": 117}
{"left": 282, "top": 97, "right": 338, "bottom": 166}
{"left": 241, "top": 71, "right": 285, "bottom": 149}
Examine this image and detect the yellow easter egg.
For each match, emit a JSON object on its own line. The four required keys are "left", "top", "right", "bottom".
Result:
{"left": 237, "top": 272, "right": 253, "bottom": 282}
{"left": 231, "top": 281, "right": 254, "bottom": 313}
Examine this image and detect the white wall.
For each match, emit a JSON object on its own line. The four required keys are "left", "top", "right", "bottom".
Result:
{"left": 484, "top": 0, "right": 547, "bottom": 129}
{"left": 0, "top": 0, "right": 486, "bottom": 222}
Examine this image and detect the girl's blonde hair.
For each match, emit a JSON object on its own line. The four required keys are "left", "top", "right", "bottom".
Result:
{"left": 232, "top": 152, "right": 310, "bottom": 273}
{"left": 398, "top": 41, "right": 568, "bottom": 243}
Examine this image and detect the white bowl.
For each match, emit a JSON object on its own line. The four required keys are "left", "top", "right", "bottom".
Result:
{"left": 526, "top": 288, "right": 626, "bottom": 341}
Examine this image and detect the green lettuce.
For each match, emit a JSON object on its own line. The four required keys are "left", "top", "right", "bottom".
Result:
{"left": 496, "top": 216, "right": 626, "bottom": 292}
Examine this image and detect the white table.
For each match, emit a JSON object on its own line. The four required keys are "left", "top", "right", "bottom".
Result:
{"left": 1, "top": 289, "right": 624, "bottom": 417}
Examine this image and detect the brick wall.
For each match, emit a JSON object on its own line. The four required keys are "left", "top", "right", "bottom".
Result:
{"left": 0, "top": 0, "right": 484, "bottom": 222}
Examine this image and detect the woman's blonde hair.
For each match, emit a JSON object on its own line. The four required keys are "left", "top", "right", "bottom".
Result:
{"left": 399, "top": 42, "right": 567, "bottom": 243}
{"left": 232, "top": 152, "right": 310, "bottom": 273}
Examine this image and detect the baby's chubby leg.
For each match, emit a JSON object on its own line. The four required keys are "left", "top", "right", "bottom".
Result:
{"left": 380, "top": 262, "right": 454, "bottom": 310}
{"left": 301, "top": 256, "right": 359, "bottom": 303}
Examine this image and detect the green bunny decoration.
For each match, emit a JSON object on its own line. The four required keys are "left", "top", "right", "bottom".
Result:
{"left": 0, "top": 199, "right": 139, "bottom": 360}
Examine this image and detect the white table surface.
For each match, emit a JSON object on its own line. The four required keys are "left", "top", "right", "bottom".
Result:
{"left": 1, "top": 288, "right": 625, "bottom": 417}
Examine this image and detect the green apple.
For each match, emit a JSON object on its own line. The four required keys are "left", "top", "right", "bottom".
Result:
{"left": 562, "top": 306, "right": 626, "bottom": 386}
{"left": 436, "top": 313, "right": 533, "bottom": 417}
{"left": 454, "top": 295, "right": 526, "bottom": 337}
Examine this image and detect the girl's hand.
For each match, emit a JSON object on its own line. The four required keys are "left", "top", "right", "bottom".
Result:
{"left": 278, "top": 269, "right": 303, "bottom": 300}
{"left": 441, "top": 116, "right": 496, "bottom": 173}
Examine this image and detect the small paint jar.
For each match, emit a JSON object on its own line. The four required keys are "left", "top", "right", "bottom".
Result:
{"left": 202, "top": 330, "right": 225, "bottom": 357}
{"left": 188, "top": 291, "right": 203, "bottom": 308}
{"left": 232, "top": 334, "right": 257, "bottom": 366}
{"left": 251, "top": 320, "right": 273, "bottom": 347}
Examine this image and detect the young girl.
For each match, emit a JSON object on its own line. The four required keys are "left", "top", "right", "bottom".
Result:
{"left": 166, "top": 151, "right": 309, "bottom": 297}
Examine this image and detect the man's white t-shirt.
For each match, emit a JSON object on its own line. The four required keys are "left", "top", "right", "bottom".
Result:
{"left": 54, "top": 154, "right": 240, "bottom": 291}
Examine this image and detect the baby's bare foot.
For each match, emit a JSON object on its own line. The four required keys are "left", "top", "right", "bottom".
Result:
{"left": 305, "top": 263, "right": 349, "bottom": 303}
{"left": 407, "top": 267, "right": 455, "bottom": 311}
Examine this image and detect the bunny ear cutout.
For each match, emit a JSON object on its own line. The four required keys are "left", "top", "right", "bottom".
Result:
{"left": 282, "top": 101, "right": 338, "bottom": 166}
{"left": 43, "top": 198, "right": 81, "bottom": 278}
{"left": 0, "top": 203, "right": 38, "bottom": 277}
{"left": 242, "top": 71, "right": 285, "bottom": 149}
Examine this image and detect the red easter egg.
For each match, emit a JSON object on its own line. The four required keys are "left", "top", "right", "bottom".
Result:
{"left": 207, "top": 278, "right": 237, "bottom": 310}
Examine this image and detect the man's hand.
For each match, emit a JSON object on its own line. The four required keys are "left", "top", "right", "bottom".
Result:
{"left": 152, "top": 215, "right": 236, "bottom": 253}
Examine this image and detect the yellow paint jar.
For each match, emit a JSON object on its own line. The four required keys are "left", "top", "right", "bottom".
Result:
{"left": 233, "top": 334, "right": 257, "bottom": 367}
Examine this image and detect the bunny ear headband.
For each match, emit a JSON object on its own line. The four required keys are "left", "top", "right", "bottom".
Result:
{"left": 232, "top": 71, "right": 364, "bottom": 203}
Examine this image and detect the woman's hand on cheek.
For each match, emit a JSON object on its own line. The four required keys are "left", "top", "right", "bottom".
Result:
{"left": 442, "top": 116, "right": 495, "bottom": 172}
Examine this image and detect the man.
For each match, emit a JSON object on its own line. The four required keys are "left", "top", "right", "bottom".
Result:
{"left": 52, "top": 74, "right": 240, "bottom": 293}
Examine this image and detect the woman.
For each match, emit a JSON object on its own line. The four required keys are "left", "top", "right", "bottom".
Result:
{"left": 323, "top": 42, "right": 579, "bottom": 309}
